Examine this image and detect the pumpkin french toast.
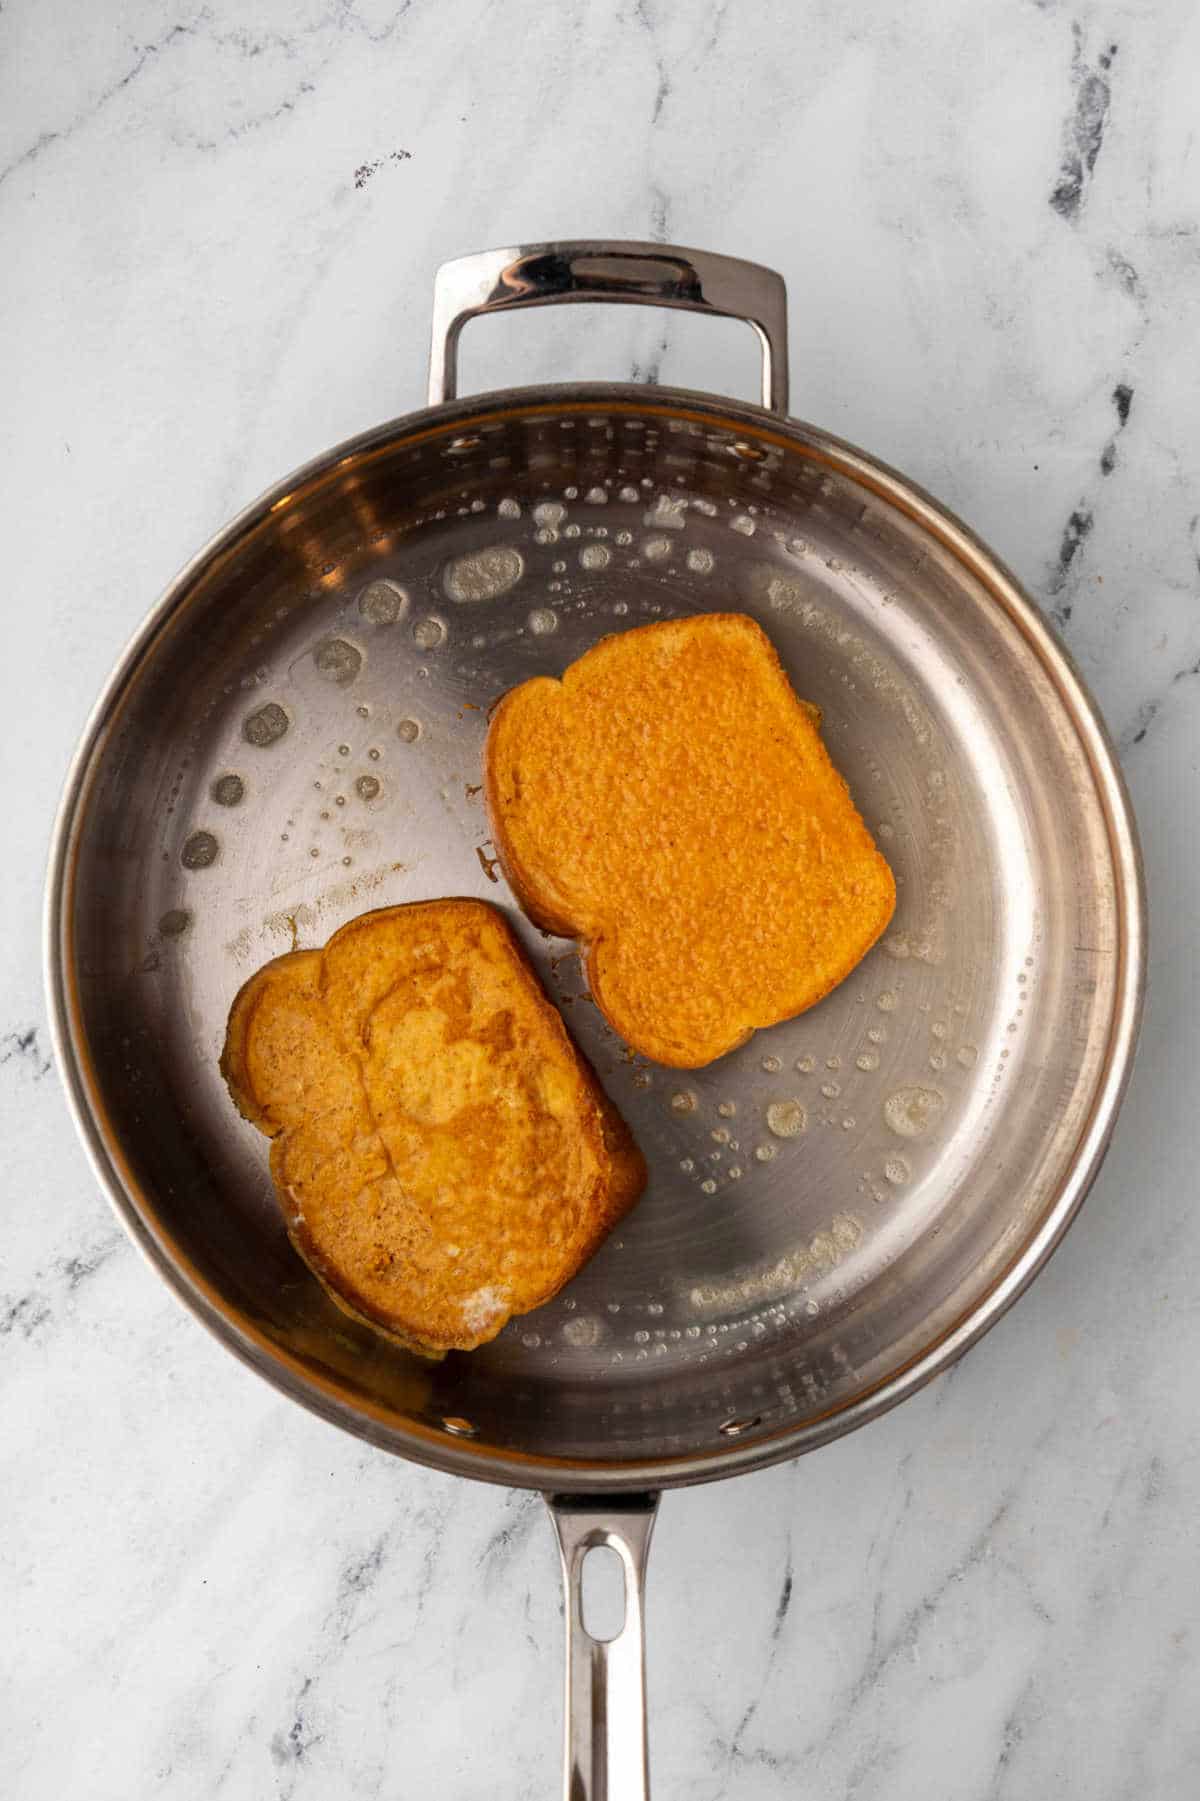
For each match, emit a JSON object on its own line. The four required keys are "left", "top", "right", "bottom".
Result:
{"left": 485, "top": 613, "right": 895, "bottom": 1068}
{"left": 221, "top": 899, "right": 644, "bottom": 1355}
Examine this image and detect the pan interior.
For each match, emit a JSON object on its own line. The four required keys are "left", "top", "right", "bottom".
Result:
{"left": 58, "top": 394, "right": 1127, "bottom": 1477}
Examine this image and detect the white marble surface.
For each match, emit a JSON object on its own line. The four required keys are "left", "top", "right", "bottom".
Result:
{"left": 3, "top": 0, "right": 1199, "bottom": 1795}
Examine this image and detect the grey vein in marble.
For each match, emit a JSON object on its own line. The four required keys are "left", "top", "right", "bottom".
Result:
{"left": 1049, "top": 27, "right": 1118, "bottom": 221}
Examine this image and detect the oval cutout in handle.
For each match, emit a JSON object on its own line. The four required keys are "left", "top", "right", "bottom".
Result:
{"left": 580, "top": 1543, "right": 628, "bottom": 1644}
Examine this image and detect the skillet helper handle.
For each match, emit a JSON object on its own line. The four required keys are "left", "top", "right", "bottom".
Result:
{"left": 427, "top": 240, "right": 789, "bottom": 414}
{"left": 547, "top": 1493, "right": 660, "bottom": 1801}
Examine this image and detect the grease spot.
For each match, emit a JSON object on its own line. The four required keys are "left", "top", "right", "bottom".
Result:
{"left": 181, "top": 831, "right": 218, "bottom": 869}
{"left": 243, "top": 702, "right": 289, "bottom": 747}
{"left": 314, "top": 638, "right": 363, "bottom": 684}
{"left": 444, "top": 545, "right": 524, "bottom": 603}
{"left": 413, "top": 616, "right": 447, "bottom": 650}
{"left": 211, "top": 774, "right": 244, "bottom": 807}
{"left": 562, "top": 1315, "right": 604, "bottom": 1348}
{"left": 644, "top": 494, "right": 687, "bottom": 530}
{"left": 766, "top": 1099, "right": 806, "bottom": 1139}
{"left": 884, "top": 1086, "right": 945, "bottom": 1139}
{"left": 358, "top": 579, "right": 408, "bottom": 624}
{"left": 690, "top": 1213, "right": 863, "bottom": 1311}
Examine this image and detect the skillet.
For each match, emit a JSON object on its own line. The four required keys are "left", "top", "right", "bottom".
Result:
{"left": 46, "top": 241, "right": 1145, "bottom": 1798}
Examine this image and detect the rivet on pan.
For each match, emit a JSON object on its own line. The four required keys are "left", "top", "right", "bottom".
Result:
{"left": 719, "top": 1414, "right": 763, "bottom": 1438}
{"left": 446, "top": 434, "right": 482, "bottom": 454}
{"left": 442, "top": 1415, "right": 478, "bottom": 1438}
{"left": 727, "top": 440, "right": 767, "bottom": 462}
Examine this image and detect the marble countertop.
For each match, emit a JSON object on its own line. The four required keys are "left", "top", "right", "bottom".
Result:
{"left": 3, "top": 1, "right": 1199, "bottom": 1795}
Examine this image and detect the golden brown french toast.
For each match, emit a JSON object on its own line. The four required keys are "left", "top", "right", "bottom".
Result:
{"left": 220, "top": 899, "right": 645, "bottom": 1355}
{"left": 485, "top": 613, "right": 896, "bottom": 1068}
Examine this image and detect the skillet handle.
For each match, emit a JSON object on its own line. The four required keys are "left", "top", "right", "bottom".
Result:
{"left": 547, "top": 1492, "right": 660, "bottom": 1801}
{"left": 427, "top": 240, "right": 789, "bottom": 414}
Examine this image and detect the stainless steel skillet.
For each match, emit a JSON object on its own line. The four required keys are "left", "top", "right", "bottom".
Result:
{"left": 45, "top": 242, "right": 1145, "bottom": 1799}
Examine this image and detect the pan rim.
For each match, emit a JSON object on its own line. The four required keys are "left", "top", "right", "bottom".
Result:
{"left": 44, "top": 381, "right": 1147, "bottom": 1493}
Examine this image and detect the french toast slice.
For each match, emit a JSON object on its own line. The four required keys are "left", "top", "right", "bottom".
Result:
{"left": 220, "top": 899, "right": 645, "bottom": 1355}
{"left": 485, "top": 613, "right": 895, "bottom": 1068}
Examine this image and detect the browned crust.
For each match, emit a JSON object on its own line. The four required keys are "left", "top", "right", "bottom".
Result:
{"left": 485, "top": 681, "right": 585, "bottom": 940}
{"left": 219, "top": 949, "right": 324, "bottom": 1135}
